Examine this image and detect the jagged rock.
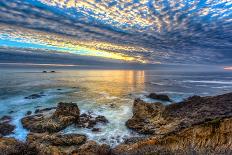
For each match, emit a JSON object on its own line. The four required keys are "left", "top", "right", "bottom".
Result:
{"left": 117, "top": 93, "right": 232, "bottom": 155}
{"left": 112, "top": 117, "right": 232, "bottom": 155}
{"left": 0, "top": 116, "right": 12, "bottom": 123}
{"left": 0, "top": 123, "right": 15, "bottom": 137}
{"left": 27, "top": 133, "right": 86, "bottom": 155}
{"left": 0, "top": 137, "right": 37, "bottom": 155}
{"left": 72, "top": 140, "right": 110, "bottom": 155}
{"left": 0, "top": 116, "right": 15, "bottom": 137}
{"left": 21, "top": 102, "right": 80, "bottom": 133}
{"left": 148, "top": 93, "right": 171, "bottom": 101}
{"left": 127, "top": 93, "right": 232, "bottom": 135}
{"left": 77, "top": 113, "right": 109, "bottom": 129}
{"left": 126, "top": 98, "right": 164, "bottom": 134}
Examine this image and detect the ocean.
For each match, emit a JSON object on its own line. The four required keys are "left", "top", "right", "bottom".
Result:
{"left": 0, "top": 67, "right": 232, "bottom": 147}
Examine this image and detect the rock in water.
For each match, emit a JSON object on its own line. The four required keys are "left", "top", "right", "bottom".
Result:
{"left": 148, "top": 93, "right": 171, "bottom": 101}
{"left": 0, "top": 116, "right": 15, "bottom": 137}
{"left": 116, "top": 92, "right": 232, "bottom": 155}
{"left": 21, "top": 102, "right": 80, "bottom": 133}
{"left": 0, "top": 123, "right": 15, "bottom": 137}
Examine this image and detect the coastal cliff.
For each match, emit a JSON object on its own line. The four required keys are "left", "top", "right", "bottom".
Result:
{"left": 0, "top": 93, "right": 232, "bottom": 155}
{"left": 113, "top": 93, "right": 232, "bottom": 154}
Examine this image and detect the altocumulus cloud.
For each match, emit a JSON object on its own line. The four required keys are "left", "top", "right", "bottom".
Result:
{"left": 0, "top": 0, "right": 232, "bottom": 65}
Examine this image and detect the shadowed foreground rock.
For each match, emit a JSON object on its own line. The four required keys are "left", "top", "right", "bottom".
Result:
{"left": 21, "top": 102, "right": 80, "bottom": 133}
{"left": 112, "top": 92, "right": 232, "bottom": 154}
{"left": 0, "top": 116, "right": 15, "bottom": 137}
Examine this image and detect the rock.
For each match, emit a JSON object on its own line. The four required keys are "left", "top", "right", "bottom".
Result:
{"left": 92, "top": 128, "right": 101, "bottom": 132}
{"left": 25, "top": 93, "right": 45, "bottom": 99}
{"left": 112, "top": 117, "right": 232, "bottom": 155}
{"left": 0, "top": 116, "right": 12, "bottom": 123}
{"left": 0, "top": 123, "right": 15, "bottom": 137}
{"left": 148, "top": 93, "right": 171, "bottom": 101}
{"left": 26, "top": 111, "right": 32, "bottom": 116}
{"left": 127, "top": 93, "right": 232, "bottom": 135}
{"left": 42, "top": 71, "right": 47, "bottom": 73}
{"left": 34, "top": 107, "right": 56, "bottom": 114}
{"left": 0, "top": 137, "right": 37, "bottom": 155}
{"left": 51, "top": 71, "right": 56, "bottom": 73}
{"left": 117, "top": 92, "right": 232, "bottom": 155}
{"left": 126, "top": 98, "right": 164, "bottom": 134}
{"left": 95, "top": 116, "right": 109, "bottom": 123}
{"left": 27, "top": 133, "right": 86, "bottom": 155}
{"left": 72, "top": 141, "right": 110, "bottom": 155}
{"left": 77, "top": 113, "right": 109, "bottom": 129}
{"left": 21, "top": 102, "right": 80, "bottom": 133}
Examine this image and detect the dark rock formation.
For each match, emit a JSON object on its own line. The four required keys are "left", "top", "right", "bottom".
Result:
{"left": 72, "top": 140, "right": 110, "bottom": 155}
{"left": 0, "top": 116, "right": 15, "bottom": 137}
{"left": 113, "top": 92, "right": 232, "bottom": 154}
{"left": 21, "top": 102, "right": 80, "bottom": 133}
{"left": 0, "top": 137, "right": 37, "bottom": 155}
{"left": 127, "top": 93, "right": 232, "bottom": 135}
{"left": 113, "top": 117, "right": 232, "bottom": 155}
{"left": 0, "top": 123, "right": 15, "bottom": 137}
{"left": 148, "top": 93, "right": 171, "bottom": 101}
{"left": 26, "top": 111, "right": 32, "bottom": 116}
{"left": 27, "top": 133, "right": 86, "bottom": 155}
{"left": 25, "top": 92, "right": 45, "bottom": 99}
{"left": 77, "top": 113, "right": 109, "bottom": 129}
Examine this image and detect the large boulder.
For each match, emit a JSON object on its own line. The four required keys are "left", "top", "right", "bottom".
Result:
{"left": 72, "top": 140, "right": 110, "bottom": 155}
{"left": 27, "top": 133, "right": 86, "bottom": 155}
{"left": 21, "top": 102, "right": 80, "bottom": 133}
{"left": 126, "top": 98, "right": 164, "bottom": 134}
{"left": 0, "top": 137, "right": 37, "bottom": 155}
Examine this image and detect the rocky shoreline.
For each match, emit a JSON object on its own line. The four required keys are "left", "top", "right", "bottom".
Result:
{"left": 0, "top": 92, "right": 232, "bottom": 155}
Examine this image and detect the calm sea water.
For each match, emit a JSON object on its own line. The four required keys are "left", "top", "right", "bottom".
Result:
{"left": 0, "top": 68, "right": 232, "bottom": 146}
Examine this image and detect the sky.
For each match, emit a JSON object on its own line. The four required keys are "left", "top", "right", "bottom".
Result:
{"left": 0, "top": 0, "right": 232, "bottom": 66}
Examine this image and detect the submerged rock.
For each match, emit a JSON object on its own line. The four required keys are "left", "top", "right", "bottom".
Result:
{"left": 25, "top": 92, "right": 45, "bottom": 99}
{"left": 34, "top": 107, "right": 56, "bottom": 114}
{"left": 148, "top": 93, "right": 171, "bottom": 101}
{"left": 21, "top": 102, "right": 80, "bottom": 133}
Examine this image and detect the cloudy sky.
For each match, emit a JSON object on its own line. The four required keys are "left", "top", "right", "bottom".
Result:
{"left": 0, "top": 0, "right": 231, "bottom": 65}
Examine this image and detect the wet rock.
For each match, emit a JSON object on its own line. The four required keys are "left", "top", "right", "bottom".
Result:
{"left": 0, "top": 137, "right": 37, "bottom": 155}
{"left": 148, "top": 93, "right": 171, "bottom": 101}
{"left": 77, "top": 113, "right": 109, "bottom": 129}
{"left": 118, "top": 93, "right": 232, "bottom": 155}
{"left": 92, "top": 128, "right": 101, "bottom": 132}
{"left": 0, "top": 123, "right": 15, "bottom": 137}
{"left": 26, "top": 111, "right": 32, "bottom": 116}
{"left": 50, "top": 71, "right": 56, "bottom": 73}
{"left": 25, "top": 93, "right": 45, "bottom": 99}
{"left": 21, "top": 102, "right": 80, "bottom": 133}
{"left": 72, "top": 141, "right": 110, "bottom": 155}
{"left": 27, "top": 133, "right": 86, "bottom": 154}
{"left": 34, "top": 107, "right": 56, "bottom": 114}
{"left": 42, "top": 71, "right": 47, "bottom": 73}
{"left": 0, "top": 116, "right": 12, "bottom": 123}
{"left": 126, "top": 98, "right": 164, "bottom": 134}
